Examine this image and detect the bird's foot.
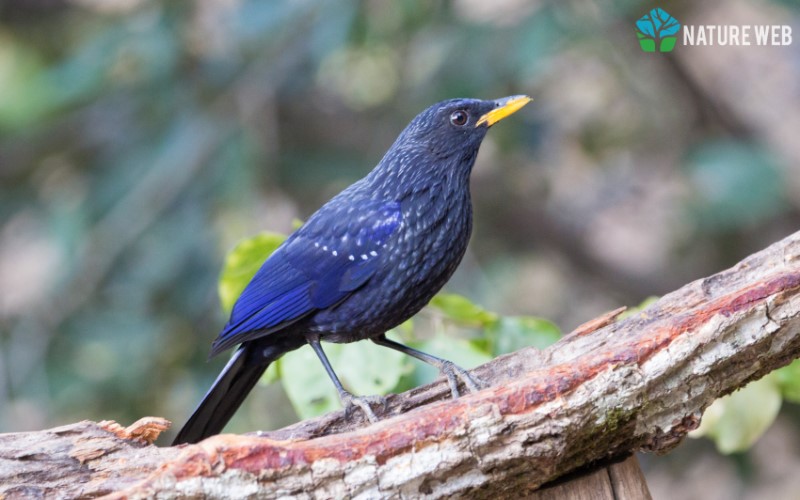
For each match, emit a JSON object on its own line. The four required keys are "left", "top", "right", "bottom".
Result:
{"left": 440, "top": 361, "right": 482, "bottom": 399}
{"left": 340, "top": 392, "right": 387, "bottom": 423}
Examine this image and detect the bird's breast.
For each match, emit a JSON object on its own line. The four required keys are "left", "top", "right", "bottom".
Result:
{"left": 395, "top": 192, "right": 473, "bottom": 280}
{"left": 310, "top": 188, "right": 473, "bottom": 342}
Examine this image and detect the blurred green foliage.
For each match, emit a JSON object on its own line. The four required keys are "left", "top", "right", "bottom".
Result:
{"left": 1, "top": 3, "right": 800, "bottom": 492}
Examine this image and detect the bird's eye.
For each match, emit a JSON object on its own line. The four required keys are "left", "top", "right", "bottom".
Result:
{"left": 449, "top": 110, "right": 469, "bottom": 127}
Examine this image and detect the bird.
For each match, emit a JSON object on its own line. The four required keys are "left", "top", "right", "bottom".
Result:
{"left": 172, "top": 95, "right": 531, "bottom": 445}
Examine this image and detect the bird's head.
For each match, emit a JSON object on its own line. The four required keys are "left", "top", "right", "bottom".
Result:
{"left": 396, "top": 95, "right": 531, "bottom": 161}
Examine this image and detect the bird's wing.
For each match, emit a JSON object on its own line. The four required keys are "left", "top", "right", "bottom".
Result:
{"left": 209, "top": 199, "right": 403, "bottom": 357}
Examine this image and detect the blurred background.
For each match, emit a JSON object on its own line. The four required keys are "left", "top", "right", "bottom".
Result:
{"left": 1, "top": 0, "right": 799, "bottom": 497}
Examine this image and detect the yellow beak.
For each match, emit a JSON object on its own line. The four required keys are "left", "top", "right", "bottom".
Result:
{"left": 476, "top": 95, "right": 532, "bottom": 127}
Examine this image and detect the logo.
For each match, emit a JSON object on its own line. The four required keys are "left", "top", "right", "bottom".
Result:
{"left": 635, "top": 8, "right": 681, "bottom": 52}
{"left": 635, "top": 7, "right": 792, "bottom": 51}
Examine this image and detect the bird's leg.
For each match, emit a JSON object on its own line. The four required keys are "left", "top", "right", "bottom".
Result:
{"left": 306, "top": 335, "right": 385, "bottom": 423}
{"left": 371, "top": 334, "right": 481, "bottom": 398}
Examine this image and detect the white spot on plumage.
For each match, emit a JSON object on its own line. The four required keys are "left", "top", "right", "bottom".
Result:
{"left": 349, "top": 255, "right": 355, "bottom": 261}
{"left": 332, "top": 250, "right": 338, "bottom": 256}
{"left": 361, "top": 254, "right": 368, "bottom": 260}
{"left": 322, "top": 246, "right": 328, "bottom": 251}
{"left": 314, "top": 242, "right": 320, "bottom": 248}
{"left": 370, "top": 251, "right": 378, "bottom": 257}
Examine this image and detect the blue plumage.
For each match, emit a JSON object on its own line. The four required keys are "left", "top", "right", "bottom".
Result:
{"left": 210, "top": 198, "right": 403, "bottom": 356}
{"left": 173, "top": 95, "right": 530, "bottom": 445}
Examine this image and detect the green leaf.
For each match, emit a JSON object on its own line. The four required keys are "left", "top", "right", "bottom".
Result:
{"left": 218, "top": 232, "right": 287, "bottom": 315}
{"left": 395, "top": 319, "right": 414, "bottom": 336}
{"left": 278, "top": 347, "right": 339, "bottom": 418}
{"left": 774, "top": 359, "right": 800, "bottom": 403}
{"left": 338, "top": 340, "right": 412, "bottom": 396}
{"left": 280, "top": 340, "right": 411, "bottom": 419}
{"left": 690, "top": 375, "right": 782, "bottom": 454}
{"left": 429, "top": 293, "right": 498, "bottom": 327}
{"left": 490, "top": 316, "right": 561, "bottom": 355}
{"left": 619, "top": 296, "right": 659, "bottom": 319}
{"left": 260, "top": 360, "right": 281, "bottom": 385}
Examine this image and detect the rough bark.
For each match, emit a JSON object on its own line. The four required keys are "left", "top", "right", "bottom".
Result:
{"left": 4, "top": 231, "right": 800, "bottom": 499}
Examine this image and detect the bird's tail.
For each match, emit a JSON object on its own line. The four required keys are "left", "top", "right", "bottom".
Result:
{"left": 172, "top": 341, "right": 289, "bottom": 445}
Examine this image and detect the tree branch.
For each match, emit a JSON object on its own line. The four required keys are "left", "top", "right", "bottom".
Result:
{"left": 4, "top": 231, "right": 800, "bottom": 498}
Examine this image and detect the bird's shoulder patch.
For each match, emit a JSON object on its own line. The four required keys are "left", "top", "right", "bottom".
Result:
{"left": 210, "top": 200, "right": 403, "bottom": 356}
{"left": 295, "top": 199, "right": 402, "bottom": 262}
{"left": 289, "top": 200, "right": 403, "bottom": 301}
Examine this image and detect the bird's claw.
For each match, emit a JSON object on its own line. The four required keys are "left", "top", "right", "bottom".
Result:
{"left": 340, "top": 392, "right": 386, "bottom": 423}
{"left": 440, "top": 361, "right": 482, "bottom": 399}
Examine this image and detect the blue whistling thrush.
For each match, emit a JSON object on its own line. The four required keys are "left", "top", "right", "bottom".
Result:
{"left": 173, "top": 96, "right": 531, "bottom": 445}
